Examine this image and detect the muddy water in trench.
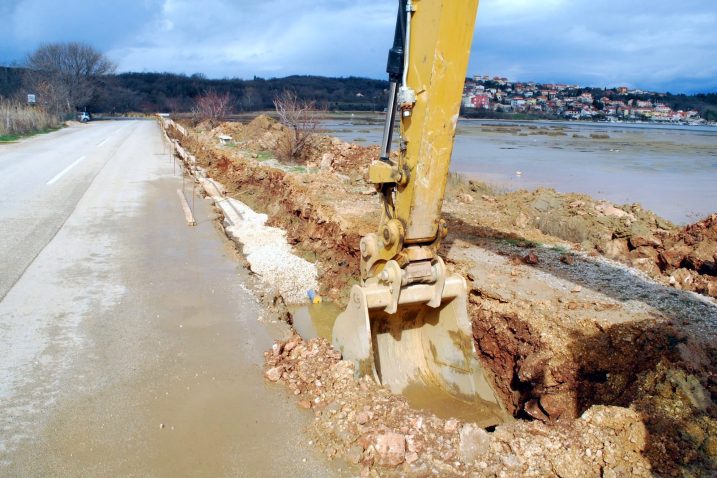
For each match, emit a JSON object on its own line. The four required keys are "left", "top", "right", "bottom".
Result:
{"left": 290, "top": 302, "right": 506, "bottom": 427}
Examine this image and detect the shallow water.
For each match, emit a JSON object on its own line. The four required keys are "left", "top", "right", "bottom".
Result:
{"left": 322, "top": 115, "right": 717, "bottom": 225}
{"left": 290, "top": 302, "right": 343, "bottom": 341}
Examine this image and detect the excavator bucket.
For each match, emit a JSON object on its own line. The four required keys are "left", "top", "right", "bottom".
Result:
{"left": 332, "top": 274, "right": 507, "bottom": 422}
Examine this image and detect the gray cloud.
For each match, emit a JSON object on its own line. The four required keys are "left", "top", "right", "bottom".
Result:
{"left": 472, "top": 0, "right": 717, "bottom": 93}
{"left": 1, "top": 0, "right": 715, "bottom": 93}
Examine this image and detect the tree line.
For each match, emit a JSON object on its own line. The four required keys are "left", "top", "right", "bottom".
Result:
{"left": 1, "top": 66, "right": 389, "bottom": 115}
{"left": 92, "top": 72, "right": 389, "bottom": 114}
{"left": 0, "top": 42, "right": 389, "bottom": 116}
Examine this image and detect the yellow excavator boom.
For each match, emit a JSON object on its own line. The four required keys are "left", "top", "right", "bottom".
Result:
{"left": 366, "top": 0, "right": 479, "bottom": 275}
{"left": 333, "top": 0, "right": 508, "bottom": 424}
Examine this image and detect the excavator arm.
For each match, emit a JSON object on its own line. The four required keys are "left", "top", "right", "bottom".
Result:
{"left": 364, "top": 0, "right": 478, "bottom": 279}
{"left": 332, "top": 0, "right": 507, "bottom": 422}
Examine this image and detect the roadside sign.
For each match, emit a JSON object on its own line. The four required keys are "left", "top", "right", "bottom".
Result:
{"left": 27, "top": 94, "right": 36, "bottom": 104}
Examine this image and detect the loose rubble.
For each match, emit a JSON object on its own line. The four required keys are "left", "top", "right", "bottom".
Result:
{"left": 265, "top": 334, "right": 717, "bottom": 477}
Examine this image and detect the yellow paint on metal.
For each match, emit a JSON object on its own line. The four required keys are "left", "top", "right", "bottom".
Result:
{"left": 364, "top": 0, "right": 479, "bottom": 278}
{"left": 368, "top": 160, "right": 398, "bottom": 184}
{"left": 397, "top": 0, "right": 479, "bottom": 244}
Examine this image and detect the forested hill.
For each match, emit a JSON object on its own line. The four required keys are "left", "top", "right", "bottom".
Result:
{"left": 0, "top": 67, "right": 389, "bottom": 113}
{"left": 0, "top": 66, "right": 24, "bottom": 98}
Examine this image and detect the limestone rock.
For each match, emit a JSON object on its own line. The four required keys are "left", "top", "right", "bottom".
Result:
{"left": 264, "top": 366, "right": 282, "bottom": 382}
{"left": 458, "top": 193, "right": 474, "bottom": 204}
{"left": 629, "top": 234, "right": 661, "bottom": 248}
{"left": 599, "top": 238, "right": 629, "bottom": 260}
{"left": 356, "top": 410, "right": 370, "bottom": 425}
{"left": 514, "top": 212, "right": 529, "bottom": 228}
{"left": 458, "top": 423, "right": 490, "bottom": 463}
{"left": 560, "top": 254, "right": 575, "bottom": 265}
{"left": 320, "top": 152, "right": 333, "bottom": 170}
{"left": 670, "top": 268, "right": 695, "bottom": 288}
{"left": 346, "top": 445, "right": 364, "bottom": 464}
{"left": 373, "top": 432, "right": 405, "bottom": 467}
{"left": 632, "top": 257, "right": 660, "bottom": 276}
{"left": 443, "top": 419, "right": 459, "bottom": 433}
{"left": 523, "top": 251, "right": 539, "bottom": 265}
{"left": 540, "top": 393, "right": 572, "bottom": 419}
{"left": 595, "top": 202, "right": 634, "bottom": 220}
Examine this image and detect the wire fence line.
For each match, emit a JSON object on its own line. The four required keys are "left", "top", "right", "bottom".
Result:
{"left": 159, "top": 116, "right": 198, "bottom": 226}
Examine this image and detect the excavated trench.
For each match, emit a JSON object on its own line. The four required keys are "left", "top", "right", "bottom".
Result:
{"left": 289, "top": 301, "right": 507, "bottom": 426}
{"left": 164, "top": 117, "right": 717, "bottom": 476}
{"left": 167, "top": 125, "right": 518, "bottom": 422}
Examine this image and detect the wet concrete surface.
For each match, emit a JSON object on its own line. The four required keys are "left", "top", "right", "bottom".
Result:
{"left": 0, "top": 121, "right": 350, "bottom": 476}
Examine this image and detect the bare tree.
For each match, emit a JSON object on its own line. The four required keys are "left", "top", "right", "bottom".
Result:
{"left": 239, "top": 86, "right": 261, "bottom": 111}
{"left": 273, "top": 90, "right": 323, "bottom": 161}
{"left": 192, "top": 90, "right": 233, "bottom": 126}
{"left": 25, "top": 42, "right": 116, "bottom": 113}
{"left": 32, "top": 77, "right": 71, "bottom": 115}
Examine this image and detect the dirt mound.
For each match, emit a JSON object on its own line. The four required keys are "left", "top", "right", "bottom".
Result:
{"left": 643, "top": 213, "right": 717, "bottom": 296}
{"left": 452, "top": 186, "right": 716, "bottom": 299}
{"left": 207, "top": 115, "right": 285, "bottom": 146}
{"left": 203, "top": 117, "right": 377, "bottom": 177}
{"left": 491, "top": 188, "right": 671, "bottom": 250}
{"left": 210, "top": 121, "right": 245, "bottom": 138}
{"left": 194, "top": 119, "right": 215, "bottom": 132}
{"left": 247, "top": 113, "right": 278, "bottom": 132}
{"left": 300, "top": 135, "right": 378, "bottom": 176}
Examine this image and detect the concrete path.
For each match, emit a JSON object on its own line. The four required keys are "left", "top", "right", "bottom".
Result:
{"left": 0, "top": 121, "right": 347, "bottom": 476}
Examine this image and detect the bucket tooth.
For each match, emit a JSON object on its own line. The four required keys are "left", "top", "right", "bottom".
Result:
{"left": 332, "top": 284, "right": 378, "bottom": 381}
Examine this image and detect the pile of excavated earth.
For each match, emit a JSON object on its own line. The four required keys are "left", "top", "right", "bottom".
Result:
{"left": 165, "top": 115, "right": 717, "bottom": 477}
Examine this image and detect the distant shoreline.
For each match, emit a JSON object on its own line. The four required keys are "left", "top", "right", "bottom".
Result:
{"left": 460, "top": 117, "right": 717, "bottom": 133}
{"left": 168, "top": 109, "right": 717, "bottom": 133}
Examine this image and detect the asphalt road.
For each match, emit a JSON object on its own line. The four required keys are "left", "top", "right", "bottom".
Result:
{"left": 0, "top": 121, "right": 347, "bottom": 476}
{"left": 0, "top": 121, "right": 136, "bottom": 300}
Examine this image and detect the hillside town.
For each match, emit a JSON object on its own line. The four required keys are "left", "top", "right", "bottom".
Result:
{"left": 463, "top": 75, "right": 707, "bottom": 124}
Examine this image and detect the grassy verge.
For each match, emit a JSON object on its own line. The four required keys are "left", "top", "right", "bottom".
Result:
{"left": 0, "top": 126, "right": 62, "bottom": 143}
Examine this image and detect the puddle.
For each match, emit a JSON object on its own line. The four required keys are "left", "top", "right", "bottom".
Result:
{"left": 402, "top": 382, "right": 505, "bottom": 428}
{"left": 289, "top": 301, "right": 507, "bottom": 428}
{"left": 289, "top": 301, "right": 343, "bottom": 341}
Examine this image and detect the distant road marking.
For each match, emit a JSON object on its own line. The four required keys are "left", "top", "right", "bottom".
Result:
{"left": 97, "top": 122, "right": 132, "bottom": 146}
{"left": 47, "top": 156, "right": 86, "bottom": 185}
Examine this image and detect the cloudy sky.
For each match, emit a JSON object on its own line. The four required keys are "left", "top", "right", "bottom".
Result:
{"left": 1, "top": 0, "right": 715, "bottom": 93}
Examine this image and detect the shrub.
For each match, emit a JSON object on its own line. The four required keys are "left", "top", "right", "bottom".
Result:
{"left": 0, "top": 98, "right": 59, "bottom": 138}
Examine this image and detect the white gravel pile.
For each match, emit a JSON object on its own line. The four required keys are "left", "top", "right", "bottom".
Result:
{"left": 213, "top": 192, "right": 318, "bottom": 304}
